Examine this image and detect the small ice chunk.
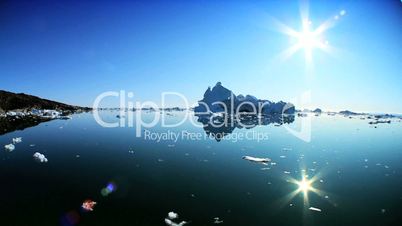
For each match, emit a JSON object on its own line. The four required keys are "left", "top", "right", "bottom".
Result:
{"left": 284, "top": 171, "right": 291, "bottom": 174}
{"left": 213, "top": 217, "right": 224, "bottom": 224}
{"left": 165, "top": 219, "right": 173, "bottom": 225}
{"left": 279, "top": 155, "right": 286, "bottom": 158}
{"left": 168, "top": 211, "right": 178, "bottom": 220}
{"left": 309, "top": 207, "right": 322, "bottom": 212}
{"left": 4, "top": 144, "right": 15, "bottom": 152}
{"left": 33, "top": 152, "right": 48, "bottom": 163}
{"left": 12, "top": 137, "right": 22, "bottom": 144}
{"left": 242, "top": 156, "right": 271, "bottom": 165}
{"left": 165, "top": 219, "right": 188, "bottom": 226}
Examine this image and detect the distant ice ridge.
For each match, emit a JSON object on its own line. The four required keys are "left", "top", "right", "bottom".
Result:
{"left": 194, "top": 82, "right": 295, "bottom": 116}
{"left": 33, "top": 152, "right": 48, "bottom": 163}
{"left": 4, "top": 109, "right": 72, "bottom": 119}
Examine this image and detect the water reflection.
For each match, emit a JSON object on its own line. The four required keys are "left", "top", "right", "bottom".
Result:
{"left": 196, "top": 113, "right": 295, "bottom": 141}
{"left": 0, "top": 116, "right": 52, "bottom": 135}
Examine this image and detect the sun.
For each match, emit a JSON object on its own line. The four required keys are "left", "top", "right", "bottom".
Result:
{"left": 270, "top": 6, "right": 347, "bottom": 66}
{"left": 298, "top": 30, "right": 319, "bottom": 50}
{"left": 296, "top": 177, "right": 312, "bottom": 194}
{"left": 296, "top": 20, "right": 323, "bottom": 53}
{"left": 279, "top": 169, "right": 329, "bottom": 208}
{"left": 285, "top": 19, "right": 327, "bottom": 64}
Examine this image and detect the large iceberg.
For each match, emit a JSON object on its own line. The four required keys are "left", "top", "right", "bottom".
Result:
{"left": 194, "top": 82, "right": 295, "bottom": 116}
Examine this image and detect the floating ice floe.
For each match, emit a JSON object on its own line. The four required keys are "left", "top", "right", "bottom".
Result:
{"left": 165, "top": 219, "right": 188, "bottom": 226}
{"left": 4, "top": 144, "right": 15, "bottom": 152}
{"left": 309, "top": 207, "right": 322, "bottom": 212}
{"left": 284, "top": 171, "right": 291, "bottom": 174}
{"left": 168, "top": 211, "right": 178, "bottom": 220}
{"left": 12, "top": 137, "right": 22, "bottom": 144}
{"left": 213, "top": 217, "right": 223, "bottom": 224}
{"left": 165, "top": 212, "right": 188, "bottom": 226}
{"left": 33, "top": 152, "right": 48, "bottom": 163}
{"left": 242, "top": 156, "right": 271, "bottom": 165}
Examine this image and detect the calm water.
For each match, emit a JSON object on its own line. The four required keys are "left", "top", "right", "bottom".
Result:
{"left": 1, "top": 111, "right": 402, "bottom": 226}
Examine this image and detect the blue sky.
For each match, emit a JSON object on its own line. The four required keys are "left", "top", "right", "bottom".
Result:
{"left": 1, "top": 0, "right": 401, "bottom": 113}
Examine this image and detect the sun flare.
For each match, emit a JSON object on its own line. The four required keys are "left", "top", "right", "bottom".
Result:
{"left": 297, "top": 177, "right": 312, "bottom": 194}
{"left": 272, "top": 6, "right": 347, "bottom": 66}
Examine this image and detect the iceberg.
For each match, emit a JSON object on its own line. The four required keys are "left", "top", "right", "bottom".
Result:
{"left": 313, "top": 108, "right": 322, "bottom": 114}
{"left": 4, "top": 143, "right": 15, "bottom": 152}
{"left": 33, "top": 152, "right": 48, "bottom": 163}
{"left": 194, "top": 82, "right": 295, "bottom": 116}
{"left": 242, "top": 156, "right": 271, "bottom": 165}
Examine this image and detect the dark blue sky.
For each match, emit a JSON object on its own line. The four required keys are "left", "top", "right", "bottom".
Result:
{"left": 1, "top": 0, "right": 401, "bottom": 112}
